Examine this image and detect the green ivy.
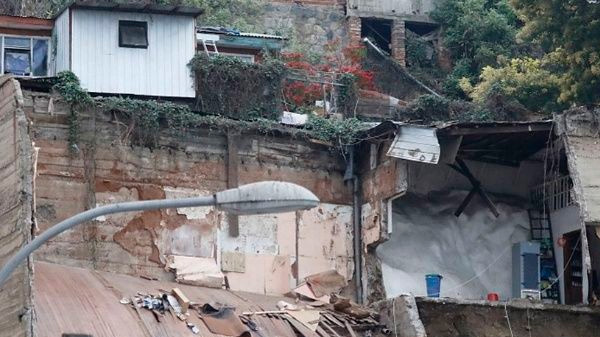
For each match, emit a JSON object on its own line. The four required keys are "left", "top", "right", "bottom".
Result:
{"left": 336, "top": 73, "right": 359, "bottom": 117}
{"left": 189, "top": 54, "right": 286, "bottom": 121}
{"left": 52, "top": 71, "right": 93, "bottom": 151}
{"left": 305, "top": 115, "right": 365, "bottom": 146}
{"left": 100, "top": 97, "right": 366, "bottom": 150}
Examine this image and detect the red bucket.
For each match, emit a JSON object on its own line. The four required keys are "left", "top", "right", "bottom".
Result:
{"left": 487, "top": 293, "right": 499, "bottom": 301}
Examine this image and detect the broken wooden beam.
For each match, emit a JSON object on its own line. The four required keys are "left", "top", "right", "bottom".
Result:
{"left": 449, "top": 158, "right": 500, "bottom": 218}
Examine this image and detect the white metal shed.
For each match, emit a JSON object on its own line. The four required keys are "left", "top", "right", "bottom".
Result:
{"left": 53, "top": 1, "right": 202, "bottom": 98}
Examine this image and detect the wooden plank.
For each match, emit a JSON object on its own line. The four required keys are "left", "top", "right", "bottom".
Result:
{"left": 284, "top": 315, "right": 320, "bottom": 337}
{"left": 316, "top": 325, "right": 331, "bottom": 337}
{"left": 321, "top": 321, "right": 343, "bottom": 337}
{"left": 343, "top": 320, "right": 358, "bottom": 337}
{"left": 440, "top": 123, "right": 551, "bottom": 136}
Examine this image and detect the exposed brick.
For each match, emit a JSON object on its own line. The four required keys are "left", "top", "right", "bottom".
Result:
{"left": 391, "top": 19, "right": 406, "bottom": 67}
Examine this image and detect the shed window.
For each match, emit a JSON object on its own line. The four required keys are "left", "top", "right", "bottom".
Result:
{"left": 119, "top": 21, "right": 148, "bottom": 48}
{"left": 1, "top": 36, "right": 49, "bottom": 77}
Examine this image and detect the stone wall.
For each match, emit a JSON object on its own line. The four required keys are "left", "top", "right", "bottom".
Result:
{"left": 262, "top": 2, "right": 348, "bottom": 56}
{"left": 24, "top": 89, "right": 354, "bottom": 295}
{"left": 0, "top": 77, "right": 34, "bottom": 337}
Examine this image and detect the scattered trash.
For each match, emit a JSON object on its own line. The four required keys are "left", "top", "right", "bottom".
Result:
{"left": 330, "top": 294, "right": 373, "bottom": 319}
{"left": 119, "top": 285, "right": 383, "bottom": 337}
{"left": 187, "top": 322, "right": 200, "bottom": 334}
{"left": 276, "top": 300, "right": 298, "bottom": 311}
{"left": 200, "top": 302, "right": 250, "bottom": 337}
{"left": 172, "top": 288, "right": 191, "bottom": 314}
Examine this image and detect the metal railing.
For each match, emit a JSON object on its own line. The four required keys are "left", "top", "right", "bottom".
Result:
{"left": 530, "top": 175, "right": 575, "bottom": 211}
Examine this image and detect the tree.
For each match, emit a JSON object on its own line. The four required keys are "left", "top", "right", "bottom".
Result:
{"left": 460, "top": 57, "right": 567, "bottom": 113}
{"left": 511, "top": 0, "right": 600, "bottom": 105}
{"left": 431, "top": 0, "right": 519, "bottom": 97}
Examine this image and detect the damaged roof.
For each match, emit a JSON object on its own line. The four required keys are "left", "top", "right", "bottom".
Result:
{"left": 363, "top": 120, "right": 553, "bottom": 166}
{"left": 56, "top": 0, "right": 204, "bottom": 18}
{"left": 198, "top": 27, "right": 287, "bottom": 40}
{"left": 34, "top": 262, "right": 377, "bottom": 337}
{"left": 34, "top": 262, "right": 296, "bottom": 337}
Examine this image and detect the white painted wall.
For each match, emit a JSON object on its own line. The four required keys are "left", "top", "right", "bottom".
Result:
{"left": 67, "top": 9, "right": 196, "bottom": 97}
{"left": 550, "top": 205, "right": 588, "bottom": 304}
{"left": 53, "top": 9, "right": 70, "bottom": 74}
{"left": 378, "top": 191, "right": 530, "bottom": 300}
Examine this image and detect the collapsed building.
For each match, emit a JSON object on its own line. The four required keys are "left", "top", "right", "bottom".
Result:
{"left": 1, "top": 1, "right": 600, "bottom": 337}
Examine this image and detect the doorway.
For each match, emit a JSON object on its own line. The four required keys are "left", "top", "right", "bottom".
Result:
{"left": 563, "top": 230, "right": 583, "bottom": 304}
{"left": 360, "top": 18, "right": 392, "bottom": 53}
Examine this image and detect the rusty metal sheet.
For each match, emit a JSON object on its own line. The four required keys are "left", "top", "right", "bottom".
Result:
{"left": 33, "top": 262, "right": 298, "bottom": 337}
{"left": 386, "top": 126, "right": 440, "bottom": 164}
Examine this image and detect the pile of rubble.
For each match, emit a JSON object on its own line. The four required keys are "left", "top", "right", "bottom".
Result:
{"left": 120, "top": 270, "right": 388, "bottom": 337}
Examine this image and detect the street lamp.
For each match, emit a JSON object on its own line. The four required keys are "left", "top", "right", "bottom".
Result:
{"left": 0, "top": 181, "right": 319, "bottom": 288}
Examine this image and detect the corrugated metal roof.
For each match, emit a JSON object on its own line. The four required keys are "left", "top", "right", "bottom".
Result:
{"left": 55, "top": 0, "right": 203, "bottom": 18}
{"left": 198, "top": 27, "right": 286, "bottom": 40}
{"left": 33, "top": 262, "right": 298, "bottom": 337}
{"left": 386, "top": 125, "right": 440, "bottom": 164}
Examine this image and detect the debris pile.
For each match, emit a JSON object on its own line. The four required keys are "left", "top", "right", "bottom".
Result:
{"left": 123, "top": 288, "right": 200, "bottom": 334}
{"left": 120, "top": 270, "right": 387, "bottom": 336}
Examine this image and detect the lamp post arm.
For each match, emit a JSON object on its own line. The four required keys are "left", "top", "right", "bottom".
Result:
{"left": 0, "top": 195, "right": 216, "bottom": 288}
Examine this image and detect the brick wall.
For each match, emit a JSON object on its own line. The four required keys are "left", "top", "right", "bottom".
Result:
{"left": 0, "top": 77, "right": 34, "bottom": 337}
{"left": 348, "top": 16, "right": 362, "bottom": 46}
{"left": 391, "top": 19, "right": 406, "bottom": 66}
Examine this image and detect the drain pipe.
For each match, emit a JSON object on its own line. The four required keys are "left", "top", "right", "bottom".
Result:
{"left": 345, "top": 146, "right": 363, "bottom": 304}
{"left": 353, "top": 174, "right": 363, "bottom": 304}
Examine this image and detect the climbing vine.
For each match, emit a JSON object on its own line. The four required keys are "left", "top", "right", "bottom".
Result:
{"left": 52, "top": 71, "right": 93, "bottom": 151}
{"left": 100, "top": 97, "right": 366, "bottom": 150}
{"left": 189, "top": 54, "right": 286, "bottom": 120}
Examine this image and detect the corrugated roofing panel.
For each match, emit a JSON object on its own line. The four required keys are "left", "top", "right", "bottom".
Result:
{"left": 34, "top": 262, "right": 297, "bottom": 337}
{"left": 386, "top": 125, "right": 440, "bottom": 164}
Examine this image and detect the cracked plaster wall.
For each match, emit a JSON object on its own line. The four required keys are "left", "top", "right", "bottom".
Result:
{"left": 25, "top": 90, "right": 354, "bottom": 295}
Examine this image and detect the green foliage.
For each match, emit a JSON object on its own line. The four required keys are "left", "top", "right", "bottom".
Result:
{"left": 52, "top": 71, "right": 93, "bottom": 150}
{"left": 189, "top": 54, "right": 286, "bottom": 120}
{"left": 431, "top": 0, "right": 519, "bottom": 96}
{"left": 461, "top": 57, "right": 567, "bottom": 113}
{"left": 336, "top": 73, "right": 359, "bottom": 117}
{"left": 53, "top": 71, "right": 93, "bottom": 107}
{"left": 406, "top": 30, "right": 435, "bottom": 68}
{"left": 399, "top": 93, "right": 526, "bottom": 123}
{"left": 100, "top": 97, "right": 365, "bottom": 150}
{"left": 511, "top": 0, "right": 600, "bottom": 105}
{"left": 170, "top": 0, "right": 264, "bottom": 31}
{"left": 305, "top": 115, "right": 365, "bottom": 146}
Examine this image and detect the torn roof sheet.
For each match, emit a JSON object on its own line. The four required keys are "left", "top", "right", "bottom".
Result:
{"left": 363, "top": 120, "right": 553, "bottom": 166}
{"left": 34, "top": 262, "right": 297, "bottom": 337}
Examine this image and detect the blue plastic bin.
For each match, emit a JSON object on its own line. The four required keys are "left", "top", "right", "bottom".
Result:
{"left": 425, "top": 274, "right": 443, "bottom": 297}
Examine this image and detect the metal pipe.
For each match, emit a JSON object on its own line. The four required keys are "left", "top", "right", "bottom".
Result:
{"left": 346, "top": 146, "right": 363, "bottom": 304}
{"left": 353, "top": 174, "right": 363, "bottom": 304}
{"left": 0, "top": 195, "right": 216, "bottom": 288}
{"left": 362, "top": 37, "right": 443, "bottom": 99}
